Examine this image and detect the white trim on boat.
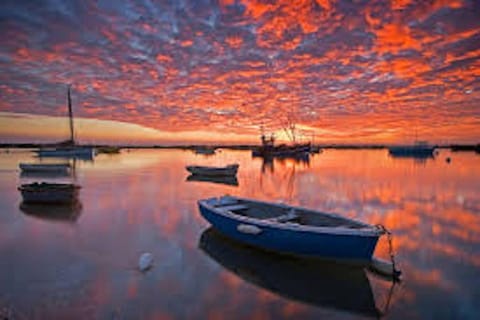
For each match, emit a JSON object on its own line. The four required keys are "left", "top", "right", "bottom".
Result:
{"left": 199, "top": 197, "right": 383, "bottom": 237}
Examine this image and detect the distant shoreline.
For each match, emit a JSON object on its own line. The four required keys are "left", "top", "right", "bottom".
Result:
{"left": 0, "top": 143, "right": 479, "bottom": 151}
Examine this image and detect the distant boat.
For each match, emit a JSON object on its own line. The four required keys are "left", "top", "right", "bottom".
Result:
{"left": 37, "top": 147, "right": 95, "bottom": 160}
{"left": 450, "top": 144, "right": 480, "bottom": 154}
{"left": 186, "top": 174, "right": 239, "bottom": 186}
{"left": 19, "top": 163, "right": 71, "bottom": 174}
{"left": 252, "top": 133, "right": 311, "bottom": 158}
{"left": 310, "top": 145, "right": 323, "bottom": 154}
{"left": 35, "top": 85, "right": 95, "bottom": 160}
{"left": 195, "top": 147, "right": 216, "bottom": 155}
{"left": 186, "top": 164, "right": 239, "bottom": 176}
{"left": 18, "top": 182, "right": 81, "bottom": 204}
{"left": 96, "top": 146, "right": 121, "bottom": 154}
{"left": 388, "top": 141, "right": 435, "bottom": 158}
{"left": 199, "top": 228, "right": 386, "bottom": 318}
{"left": 197, "top": 196, "right": 391, "bottom": 264}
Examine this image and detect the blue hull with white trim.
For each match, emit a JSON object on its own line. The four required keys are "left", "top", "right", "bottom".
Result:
{"left": 198, "top": 196, "right": 383, "bottom": 262}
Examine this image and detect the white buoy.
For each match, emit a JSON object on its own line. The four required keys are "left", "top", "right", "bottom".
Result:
{"left": 138, "top": 252, "right": 154, "bottom": 272}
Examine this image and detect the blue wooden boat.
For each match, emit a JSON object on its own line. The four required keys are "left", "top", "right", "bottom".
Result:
{"left": 198, "top": 196, "right": 385, "bottom": 263}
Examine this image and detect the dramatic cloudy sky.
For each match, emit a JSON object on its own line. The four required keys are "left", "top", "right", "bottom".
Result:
{"left": 0, "top": 0, "right": 479, "bottom": 144}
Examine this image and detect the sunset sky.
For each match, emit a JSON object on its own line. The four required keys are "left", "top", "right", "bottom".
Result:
{"left": 0, "top": 0, "right": 479, "bottom": 145}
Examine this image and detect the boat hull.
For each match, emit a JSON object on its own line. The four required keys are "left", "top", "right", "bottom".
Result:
{"left": 19, "top": 163, "right": 70, "bottom": 173}
{"left": 36, "top": 147, "right": 95, "bottom": 160}
{"left": 388, "top": 146, "right": 435, "bottom": 158}
{"left": 186, "top": 165, "right": 238, "bottom": 177}
{"left": 198, "top": 201, "right": 380, "bottom": 262}
{"left": 18, "top": 183, "right": 81, "bottom": 204}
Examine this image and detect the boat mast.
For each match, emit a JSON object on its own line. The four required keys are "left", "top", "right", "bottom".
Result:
{"left": 67, "top": 84, "right": 75, "bottom": 145}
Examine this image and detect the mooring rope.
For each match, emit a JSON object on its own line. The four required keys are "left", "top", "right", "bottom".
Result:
{"left": 375, "top": 224, "right": 401, "bottom": 279}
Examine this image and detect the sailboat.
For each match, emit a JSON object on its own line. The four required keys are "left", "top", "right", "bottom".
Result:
{"left": 388, "top": 140, "right": 436, "bottom": 158}
{"left": 35, "top": 85, "right": 95, "bottom": 160}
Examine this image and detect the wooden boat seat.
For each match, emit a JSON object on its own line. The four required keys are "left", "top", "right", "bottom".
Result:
{"left": 218, "top": 204, "right": 249, "bottom": 212}
{"left": 269, "top": 210, "right": 299, "bottom": 223}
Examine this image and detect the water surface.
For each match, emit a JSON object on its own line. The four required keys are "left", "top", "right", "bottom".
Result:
{"left": 0, "top": 148, "right": 479, "bottom": 319}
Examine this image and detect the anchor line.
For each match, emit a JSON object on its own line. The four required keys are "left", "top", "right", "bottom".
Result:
{"left": 375, "top": 224, "right": 400, "bottom": 279}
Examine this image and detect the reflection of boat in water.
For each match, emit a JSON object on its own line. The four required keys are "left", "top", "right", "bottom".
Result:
{"left": 197, "top": 196, "right": 386, "bottom": 262}
{"left": 186, "top": 164, "right": 239, "bottom": 176}
{"left": 186, "top": 174, "right": 238, "bottom": 186}
{"left": 199, "top": 228, "right": 382, "bottom": 318}
{"left": 388, "top": 141, "right": 435, "bottom": 159}
{"left": 19, "top": 163, "right": 71, "bottom": 174}
{"left": 35, "top": 85, "right": 95, "bottom": 160}
{"left": 18, "top": 182, "right": 81, "bottom": 204}
{"left": 19, "top": 201, "right": 82, "bottom": 223}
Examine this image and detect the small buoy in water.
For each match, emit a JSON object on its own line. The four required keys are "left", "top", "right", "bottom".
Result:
{"left": 138, "top": 252, "right": 153, "bottom": 272}
{"left": 446, "top": 157, "right": 451, "bottom": 163}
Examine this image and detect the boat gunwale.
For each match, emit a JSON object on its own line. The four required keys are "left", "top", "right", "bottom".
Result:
{"left": 186, "top": 164, "right": 239, "bottom": 170}
{"left": 199, "top": 197, "right": 383, "bottom": 237}
{"left": 19, "top": 163, "right": 71, "bottom": 171}
{"left": 18, "top": 183, "right": 81, "bottom": 192}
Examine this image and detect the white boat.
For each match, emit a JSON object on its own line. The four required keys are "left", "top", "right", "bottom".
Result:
{"left": 18, "top": 182, "right": 81, "bottom": 204}
{"left": 19, "top": 163, "right": 71, "bottom": 173}
{"left": 35, "top": 85, "right": 95, "bottom": 160}
{"left": 186, "top": 164, "right": 239, "bottom": 176}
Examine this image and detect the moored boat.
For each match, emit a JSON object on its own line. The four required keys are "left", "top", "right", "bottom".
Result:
{"left": 36, "top": 147, "right": 95, "bottom": 159}
{"left": 194, "top": 147, "right": 216, "bottom": 155}
{"left": 197, "top": 196, "right": 387, "bottom": 263}
{"left": 186, "top": 164, "right": 239, "bottom": 176}
{"left": 252, "top": 132, "right": 311, "bottom": 158}
{"left": 18, "top": 182, "right": 81, "bottom": 204}
{"left": 388, "top": 141, "right": 435, "bottom": 158}
{"left": 19, "top": 163, "right": 71, "bottom": 173}
{"left": 35, "top": 85, "right": 95, "bottom": 160}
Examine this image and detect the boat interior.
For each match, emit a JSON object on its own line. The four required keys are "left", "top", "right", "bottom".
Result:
{"left": 209, "top": 197, "right": 368, "bottom": 229}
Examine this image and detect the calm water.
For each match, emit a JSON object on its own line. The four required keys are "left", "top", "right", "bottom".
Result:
{"left": 0, "top": 148, "right": 479, "bottom": 319}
